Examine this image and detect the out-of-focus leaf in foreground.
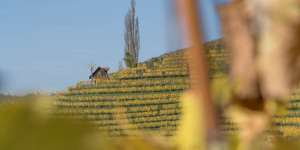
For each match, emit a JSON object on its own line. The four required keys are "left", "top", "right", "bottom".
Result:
{"left": 0, "top": 97, "right": 111, "bottom": 150}
{"left": 211, "top": 77, "right": 232, "bottom": 110}
{"left": 218, "top": 0, "right": 300, "bottom": 147}
{"left": 219, "top": 0, "right": 300, "bottom": 103}
{"left": 225, "top": 105, "right": 270, "bottom": 150}
{"left": 257, "top": 0, "right": 300, "bottom": 100}
{"left": 218, "top": 0, "right": 259, "bottom": 102}
{"left": 176, "top": 91, "right": 205, "bottom": 150}
{"left": 0, "top": 96, "right": 172, "bottom": 150}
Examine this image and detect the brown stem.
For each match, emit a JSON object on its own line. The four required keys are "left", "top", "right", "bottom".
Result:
{"left": 174, "top": 0, "right": 220, "bottom": 143}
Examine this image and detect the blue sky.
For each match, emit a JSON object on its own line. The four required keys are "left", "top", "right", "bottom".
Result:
{"left": 0, "top": 0, "right": 222, "bottom": 95}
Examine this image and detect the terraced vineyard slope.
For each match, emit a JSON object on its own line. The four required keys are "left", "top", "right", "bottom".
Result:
{"left": 52, "top": 38, "right": 300, "bottom": 141}
{"left": 52, "top": 39, "right": 225, "bottom": 139}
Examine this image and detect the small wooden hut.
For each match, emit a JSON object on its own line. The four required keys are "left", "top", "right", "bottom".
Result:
{"left": 89, "top": 67, "right": 110, "bottom": 82}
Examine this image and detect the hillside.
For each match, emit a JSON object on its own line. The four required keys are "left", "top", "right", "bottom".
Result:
{"left": 52, "top": 39, "right": 224, "bottom": 139}
{"left": 52, "top": 38, "right": 300, "bottom": 142}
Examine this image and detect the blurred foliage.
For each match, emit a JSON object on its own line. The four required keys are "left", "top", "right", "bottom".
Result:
{"left": 217, "top": 0, "right": 300, "bottom": 148}
{"left": 0, "top": 97, "right": 107, "bottom": 150}
{"left": 0, "top": 94, "right": 208, "bottom": 150}
{"left": 2, "top": 93, "right": 300, "bottom": 150}
{"left": 219, "top": 0, "right": 300, "bottom": 102}
{"left": 0, "top": 96, "right": 172, "bottom": 150}
{"left": 175, "top": 91, "right": 205, "bottom": 150}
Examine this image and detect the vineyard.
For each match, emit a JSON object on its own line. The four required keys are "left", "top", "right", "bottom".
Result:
{"left": 51, "top": 38, "right": 300, "bottom": 142}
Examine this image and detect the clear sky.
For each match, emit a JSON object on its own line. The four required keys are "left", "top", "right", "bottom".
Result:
{"left": 0, "top": 0, "right": 223, "bottom": 95}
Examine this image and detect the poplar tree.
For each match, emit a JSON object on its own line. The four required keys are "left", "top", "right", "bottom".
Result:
{"left": 124, "top": 0, "right": 140, "bottom": 67}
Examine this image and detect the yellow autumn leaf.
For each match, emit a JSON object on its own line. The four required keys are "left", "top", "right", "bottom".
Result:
{"left": 175, "top": 91, "right": 205, "bottom": 150}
